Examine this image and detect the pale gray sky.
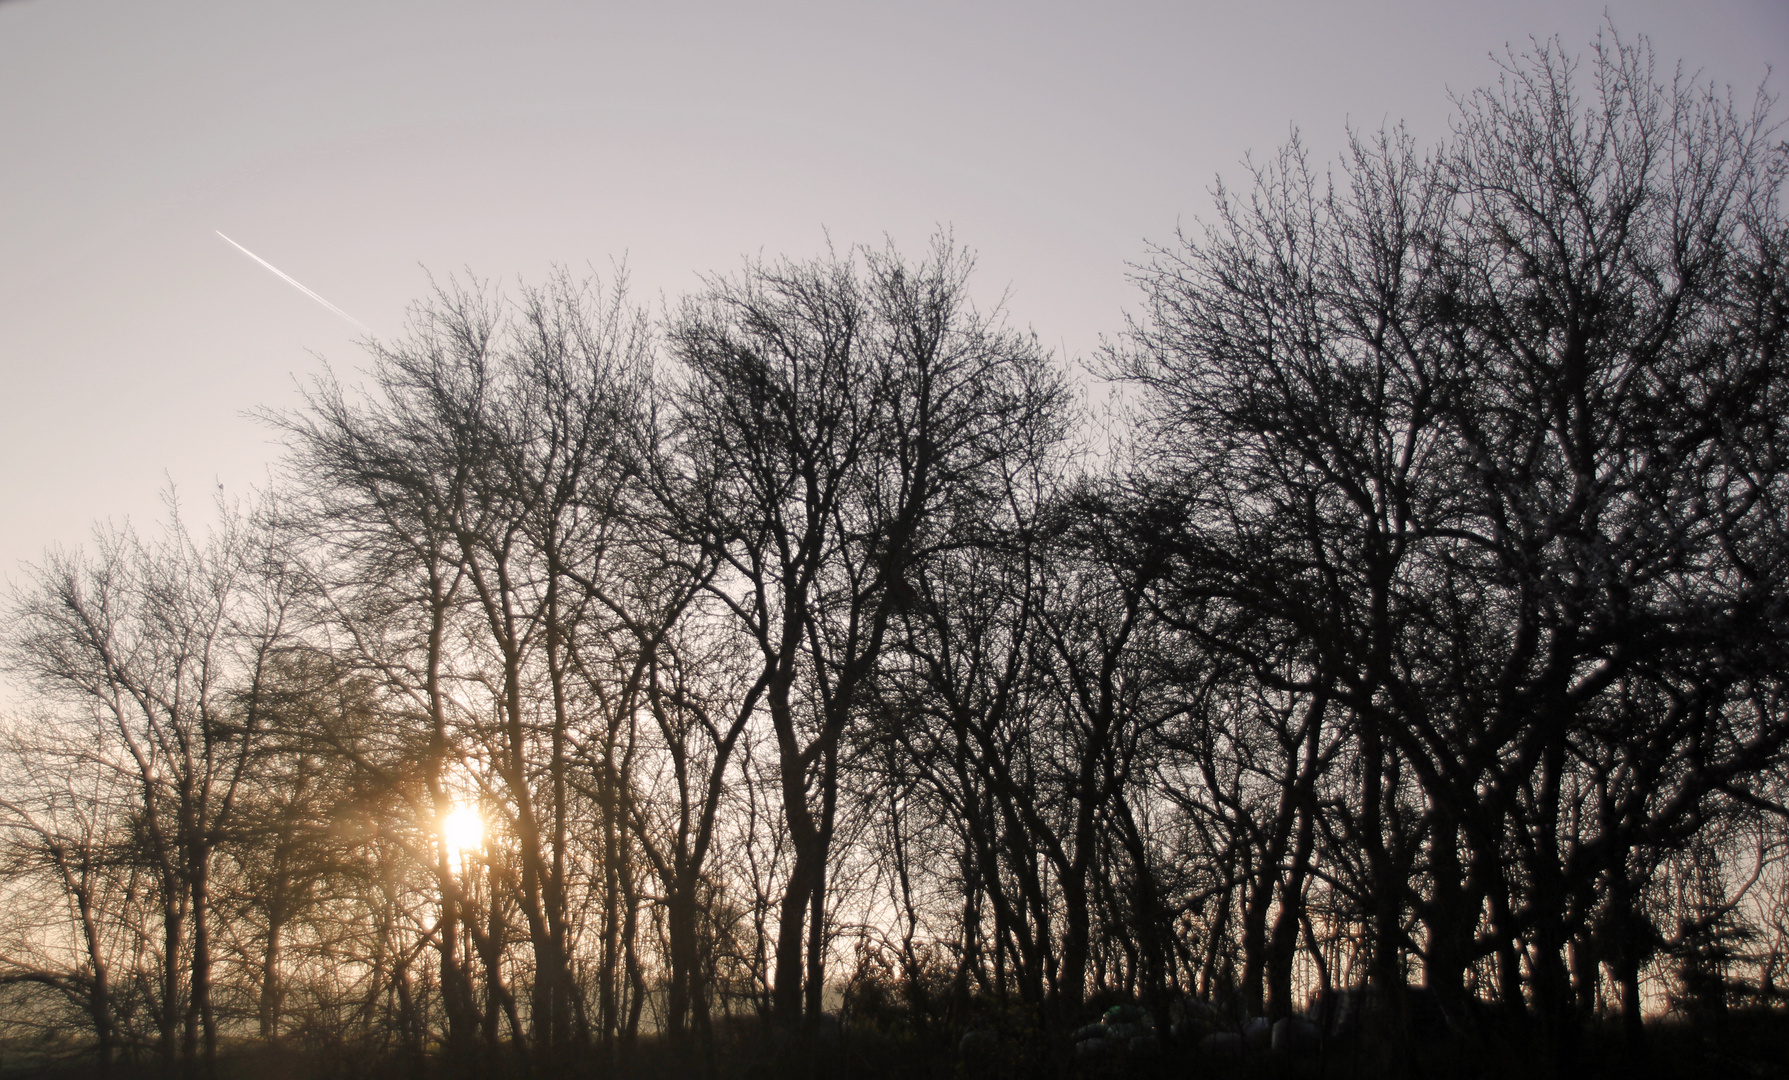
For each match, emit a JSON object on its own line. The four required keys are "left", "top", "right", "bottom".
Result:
{"left": 2, "top": 0, "right": 1784, "bottom": 596}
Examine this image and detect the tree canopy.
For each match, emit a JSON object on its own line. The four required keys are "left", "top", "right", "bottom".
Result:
{"left": 3, "top": 31, "right": 1786, "bottom": 1080}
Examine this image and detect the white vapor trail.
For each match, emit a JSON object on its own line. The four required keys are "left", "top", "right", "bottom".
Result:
{"left": 215, "top": 231, "right": 370, "bottom": 333}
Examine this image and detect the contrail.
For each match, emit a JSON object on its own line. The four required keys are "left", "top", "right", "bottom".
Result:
{"left": 215, "top": 231, "right": 370, "bottom": 333}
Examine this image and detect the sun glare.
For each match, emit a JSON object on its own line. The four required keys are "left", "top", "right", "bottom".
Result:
{"left": 441, "top": 804, "right": 485, "bottom": 853}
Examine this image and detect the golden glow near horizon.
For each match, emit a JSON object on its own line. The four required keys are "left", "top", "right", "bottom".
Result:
{"left": 441, "top": 804, "right": 485, "bottom": 855}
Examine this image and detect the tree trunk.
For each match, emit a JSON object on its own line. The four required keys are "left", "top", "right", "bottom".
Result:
{"left": 773, "top": 839, "right": 821, "bottom": 1025}
{"left": 666, "top": 885, "right": 699, "bottom": 1036}
{"left": 1421, "top": 810, "right": 1467, "bottom": 1011}
{"left": 159, "top": 890, "right": 183, "bottom": 1079}
{"left": 76, "top": 885, "right": 114, "bottom": 1077}
{"left": 259, "top": 915, "right": 283, "bottom": 1040}
{"left": 1058, "top": 868, "right": 1091, "bottom": 1011}
{"left": 1268, "top": 797, "right": 1316, "bottom": 1019}
{"left": 1239, "top": 870, "right": 1271, "bottom": 1016}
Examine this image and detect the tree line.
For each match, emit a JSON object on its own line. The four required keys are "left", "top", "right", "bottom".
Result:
{"left": 3, "top": 33, "right": 1787, "bottom": 1078}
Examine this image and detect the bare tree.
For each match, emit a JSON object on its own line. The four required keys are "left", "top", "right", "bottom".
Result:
{"left": 666, "top": 235, "right": 1061, "bottom": 1028}
{"left": 1121, "top": 29, "right": 1789, "bottom": 1063}
{"left": 0, "top": 723, "right": 136, "bottom": 1073}
{"left": 274, "top": 271, "right": 664, "bottom": 1066}
{"left": 4, "top": 499, "right": 296, "bottom": 1079}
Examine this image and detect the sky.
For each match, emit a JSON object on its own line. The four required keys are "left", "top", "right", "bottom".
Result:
{"left": 1, "top": 0, "right": 1785, "bottom": 606}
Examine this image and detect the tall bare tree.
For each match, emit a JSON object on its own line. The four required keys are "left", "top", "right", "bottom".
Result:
{"left": 275, "top": 271, "right": 662, "bottom": 1066}
{"left": 667, "top": 236, "right": 1061, "bottom": 1027}
{"left": 1121, "top": 29, "right": 1789, "bottom": 1062}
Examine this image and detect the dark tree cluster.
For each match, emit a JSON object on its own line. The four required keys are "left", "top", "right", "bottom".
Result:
{"left": 3, "top": 33, "right": 1786, "bottom": 1080}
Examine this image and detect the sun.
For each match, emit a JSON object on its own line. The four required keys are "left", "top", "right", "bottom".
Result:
{"left": 441, "top": 804, "right": 485, "bottom": 854}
